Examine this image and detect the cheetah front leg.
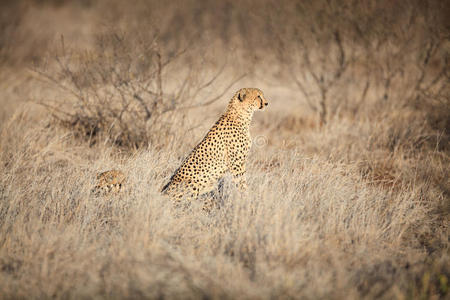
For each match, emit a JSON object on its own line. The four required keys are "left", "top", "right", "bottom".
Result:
{"left": 234, "top": 171, "right": 248, "bottom": 192}
{"left": 228, "top": 160, "right": 248, "bottom": 193}
{"left": 226, "top": 133, "right": 250, "bottom": 194}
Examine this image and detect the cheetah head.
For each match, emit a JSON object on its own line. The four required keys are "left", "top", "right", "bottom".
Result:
{"left": 233, "top": 88, "right": 269, "bottom": 111}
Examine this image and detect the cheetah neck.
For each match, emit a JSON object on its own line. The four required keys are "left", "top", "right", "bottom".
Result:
{"left": 224, "top": 106, "right": 254, "bottom": 127}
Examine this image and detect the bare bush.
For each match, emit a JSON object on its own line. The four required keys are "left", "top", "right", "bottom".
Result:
{"left": 33, "top": 31, "right": 242, "bottom": 149}
{"left": 281, "top": 29, "right": 350, "bottom": 125}
{"left": 275, "top": 0, "right": 448, "bottom": 127}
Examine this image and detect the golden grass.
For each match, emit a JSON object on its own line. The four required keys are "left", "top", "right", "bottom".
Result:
{"left": 0, "top": 99, "right": 447, "bottom": 299}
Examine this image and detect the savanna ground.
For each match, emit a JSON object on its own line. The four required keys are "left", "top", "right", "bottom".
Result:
{"left": 0, "top": 0, "right": 449, "bottom": 299}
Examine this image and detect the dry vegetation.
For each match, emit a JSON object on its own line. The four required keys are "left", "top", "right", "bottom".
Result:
{"left": 0, "top": 0, "right": 449, "bottom": 299}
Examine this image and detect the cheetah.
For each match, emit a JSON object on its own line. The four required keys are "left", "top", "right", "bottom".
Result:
{"left": 161, "top": 87, "right": 269, "bottom": 205}
{"left": 92, "top": 169, "right": 126, "bottom": 196}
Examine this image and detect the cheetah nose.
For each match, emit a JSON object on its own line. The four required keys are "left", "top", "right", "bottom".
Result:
{"left": 264, "top": 102, "right": 268, "bottom": 106}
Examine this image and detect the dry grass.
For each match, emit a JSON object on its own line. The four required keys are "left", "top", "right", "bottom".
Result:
{"left": 0, "top": 0, "right": 449, "bottom": 299}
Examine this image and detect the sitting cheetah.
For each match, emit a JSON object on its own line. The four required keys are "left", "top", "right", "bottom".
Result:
{"left": 92, "top": 169, "right": 126, "bottom": 196}
{"left": 161, "top": 87, "right": 269, "bottom": 205}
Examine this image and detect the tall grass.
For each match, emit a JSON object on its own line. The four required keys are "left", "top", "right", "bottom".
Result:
{"left": 0, "top": 119, "right": 444, "bottom": 299}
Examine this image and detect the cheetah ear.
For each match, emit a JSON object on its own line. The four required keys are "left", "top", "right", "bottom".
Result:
{"left": 238, "top": 91, "right": 246, "bottom": 102}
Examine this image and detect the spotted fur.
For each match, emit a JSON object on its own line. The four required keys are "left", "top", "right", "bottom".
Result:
{"left": 161, "top": 88, "right": 269, "bottom": 206}
{"left": 93, "top": 169, "right": 126, "bottom": 196}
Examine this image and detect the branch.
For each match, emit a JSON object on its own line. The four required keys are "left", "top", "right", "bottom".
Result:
{"left": 133, "top": 94, "right": 152, "bottom": 120}
{"left": 288, "top": 67, "right": 317, "bottom": 112}
{"left": 162, "top": 73, "right": 247, "bottom": 113}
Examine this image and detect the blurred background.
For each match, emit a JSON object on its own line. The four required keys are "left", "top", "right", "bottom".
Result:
{"left": 1, "top": 0, "right": 448, "bottom": 137}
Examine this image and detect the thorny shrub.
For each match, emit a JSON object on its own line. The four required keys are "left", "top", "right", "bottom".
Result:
{"left": 34, "top": 31, "right": 242, "bottom": 150}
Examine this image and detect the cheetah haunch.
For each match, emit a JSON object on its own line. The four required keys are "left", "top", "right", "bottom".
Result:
{"left": 161, "top": 88, "right": 269, "bottom": 203}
